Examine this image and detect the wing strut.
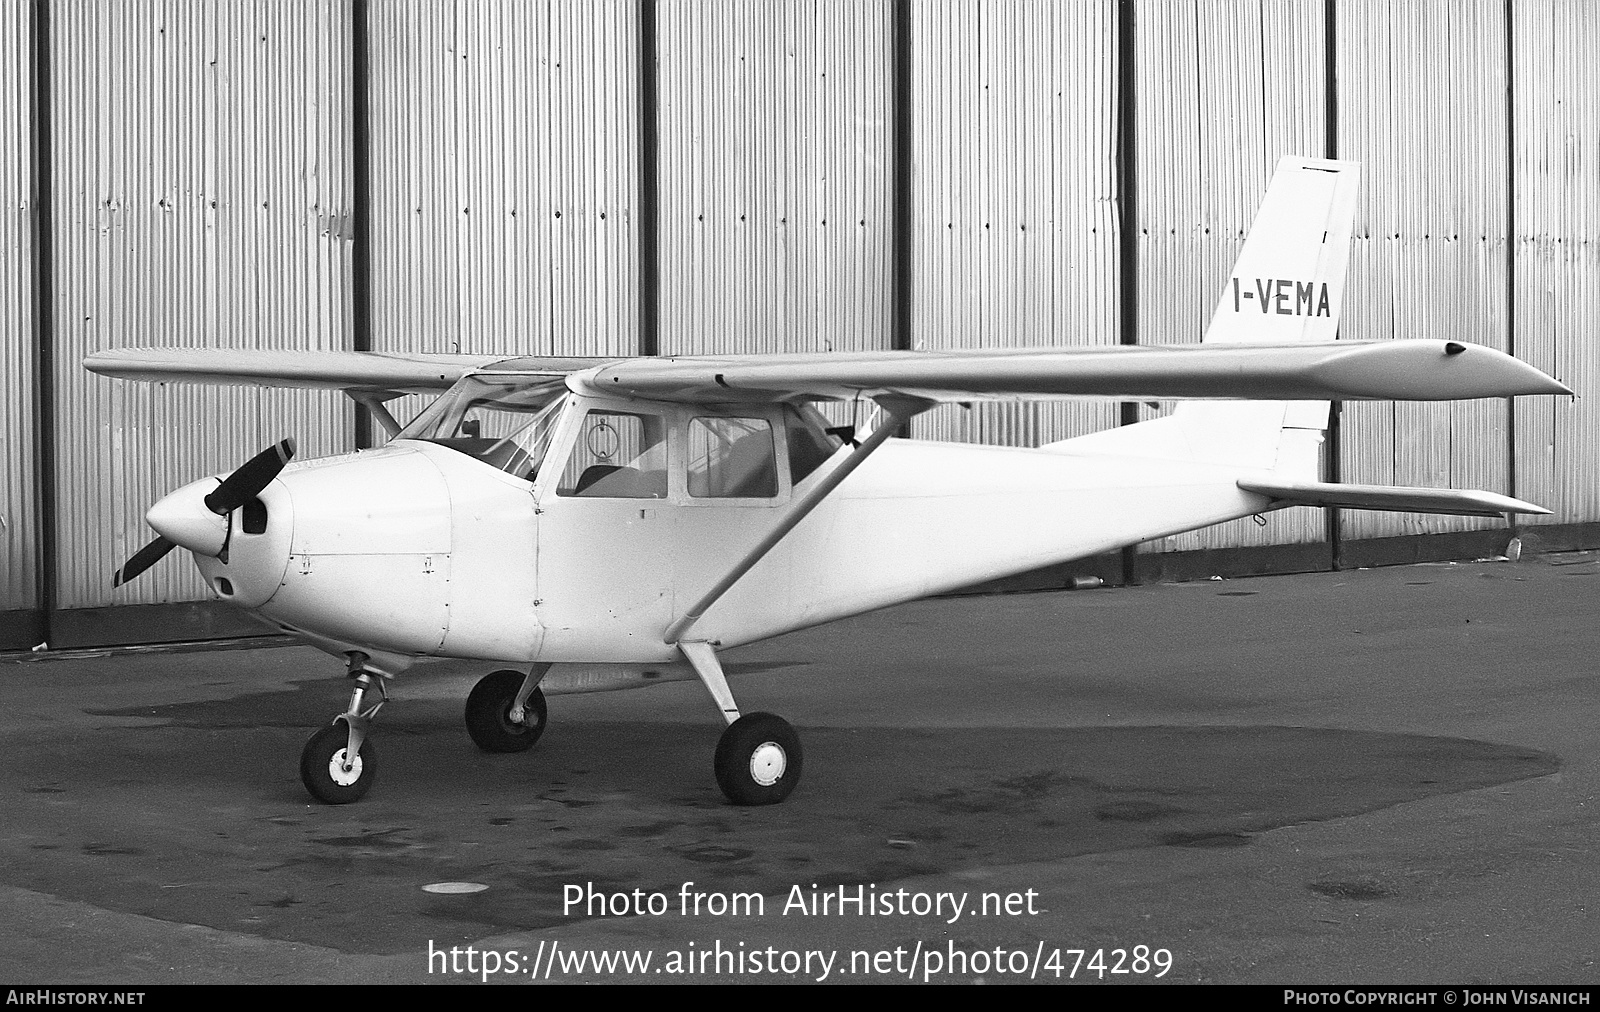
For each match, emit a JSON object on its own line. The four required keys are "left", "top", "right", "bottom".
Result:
{"left": 664, "top": 394, "right": 933, "bottom": 645}
{"left": 347, "top": 391, "right": 404, "bottom": 438}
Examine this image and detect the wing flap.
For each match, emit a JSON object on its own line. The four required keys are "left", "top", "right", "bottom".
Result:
{"left": 1238, "top": 479, "right": 1550, "bottom": 517}
{"left": 578, "top": 341, "right": 1570, "bottom": 404}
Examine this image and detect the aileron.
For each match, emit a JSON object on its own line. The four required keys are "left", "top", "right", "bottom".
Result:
{"left": 82, "top": 348, "right": 605, "bottom": 395}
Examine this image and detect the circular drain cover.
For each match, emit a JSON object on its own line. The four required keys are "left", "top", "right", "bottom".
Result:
{"left": 423, "top": 882, "right": 489, "bottom": 895}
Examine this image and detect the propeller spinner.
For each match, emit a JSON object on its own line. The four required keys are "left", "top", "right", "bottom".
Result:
{"left": 113, "top": 438, "right": 296, "bottom": 587}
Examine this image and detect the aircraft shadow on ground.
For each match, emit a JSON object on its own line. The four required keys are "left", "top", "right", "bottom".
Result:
{"left": 3, "top": 681, "right": 1557, "bottom": 955}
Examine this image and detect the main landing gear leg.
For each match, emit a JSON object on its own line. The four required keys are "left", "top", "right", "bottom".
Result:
{"left": 680, "top": 641, "right": 802, "bottom": 806}
{"left": 300, "top": 653, "right": 387, "bottom": 804}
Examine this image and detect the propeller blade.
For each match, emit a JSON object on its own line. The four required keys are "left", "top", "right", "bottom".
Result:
{"left": 112, "top": 536, "right": 177, "bottom": 588}
{"left": 203, "top": 438, "right": 296, "bottom": 516}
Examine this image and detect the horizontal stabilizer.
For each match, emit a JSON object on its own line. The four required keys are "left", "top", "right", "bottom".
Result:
{"left": 1238, "top": 479, "right": 1550, "bottom": 518}
{"left": 579, "top": 341, "right": 1570, "bottom": 405}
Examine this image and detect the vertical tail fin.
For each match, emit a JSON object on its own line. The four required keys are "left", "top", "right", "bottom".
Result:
{"left": 1045, "top": 157, "right": 1360, "bottom": 471}
{"left": 1202, "top": 156, "right": 1361, "bottom": 346}
{"left": 1170, "top": 157, "right": 1361, "bottom": 472}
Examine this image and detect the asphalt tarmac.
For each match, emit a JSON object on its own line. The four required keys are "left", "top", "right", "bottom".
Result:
{"left": 2, "top": 553, "right": 1597, "bottom": 985}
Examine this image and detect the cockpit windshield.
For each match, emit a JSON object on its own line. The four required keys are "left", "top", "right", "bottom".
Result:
{"left": 395, "top": 374, "right": 568, "bottom": 481}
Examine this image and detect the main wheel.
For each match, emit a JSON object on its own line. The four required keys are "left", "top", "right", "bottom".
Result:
{"left": 714, "top": 712, "right": 802, "bottom": 805}
{"left": 300, "top": 724, "right": 376, "bottom": 804}
{"left": 465, "top": 669, "right": 547, "bottom": 753}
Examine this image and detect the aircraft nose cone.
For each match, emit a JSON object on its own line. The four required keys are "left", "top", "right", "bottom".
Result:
{"left": 146, "top": 477, "right": 228, "bottom": 556}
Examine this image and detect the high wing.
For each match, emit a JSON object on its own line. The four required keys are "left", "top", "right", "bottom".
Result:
{"left": 87, "top": 341, "right": 1570, "bottom": 405}
{"left": 83, "top": 348, "right": 608, "bottom": 394}
{"left": 576, "top": 341, "right": 1570, "bottom": 404}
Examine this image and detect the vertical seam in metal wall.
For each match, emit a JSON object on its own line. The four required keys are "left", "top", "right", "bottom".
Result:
{"left": 1324, "top": 0, "right": 1342, "bottom": 569}
{"left": 637, "top": 0, "right": 659, "bottom": 357}
{"left": 30, "top": 0, "right": 54, "bottom": 642}
{"left": 1116, "top": 0, "right": 1137, "bottom": 586}
{"left": 891, "top": 0, "right": 911, "bottom": 354}
{"left": 1116, "top": 2, "right": 1136, "bottom": 364}
{"left": 352, "top": 0, "right": 373, "bottom": 448}
{"left": 1503, "top": 0, "right": 1517, "bottom": 526}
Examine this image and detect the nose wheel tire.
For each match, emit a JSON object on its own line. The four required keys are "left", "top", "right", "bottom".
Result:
{"left": 465, "top": 669, "right": 548, "bottom": 753}
{"left": 300, "top": 724, "right": 377, "bottom": 804}
{"left": 714, "top": 712, "right": 802, "bottom": 806}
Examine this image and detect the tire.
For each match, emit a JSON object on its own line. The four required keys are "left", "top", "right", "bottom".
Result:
{"left": 299, "top": 724, "right": 376, "bottom": 804}
{"left": 465, "top": 669, "right": 547, "bottom": 754}
{"left": 713, "top": 712, "right": 802, "bottom": 806}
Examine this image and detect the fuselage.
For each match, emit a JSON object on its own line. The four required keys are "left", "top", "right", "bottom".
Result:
{"left": 168, "top": 385, "right": 1274, "bottom": 675}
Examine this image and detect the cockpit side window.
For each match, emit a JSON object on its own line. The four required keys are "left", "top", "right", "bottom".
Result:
{"left": 687, "top": 416, "right": 779, "bottom": 498}
{"left": 556, "top": 410, "right": 669, "bottom": 498}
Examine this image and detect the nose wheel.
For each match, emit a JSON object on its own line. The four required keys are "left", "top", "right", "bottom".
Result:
{"left": 300, "top": 663, "right": 386, "bottom": 805}
{"left": 300, "top": 724, "right": 377, "bottom": 804}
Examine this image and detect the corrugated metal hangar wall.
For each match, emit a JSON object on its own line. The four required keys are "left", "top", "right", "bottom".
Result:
{"left": 2, "top": 0, "right": 1597, "bottom": 649}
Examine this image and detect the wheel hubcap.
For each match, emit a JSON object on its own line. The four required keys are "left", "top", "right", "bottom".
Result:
{"left": 327, "top": 748, "right": 363, "bottom": 786}
{"left": 749, "top": 742, "right": 786, "bottom": 786}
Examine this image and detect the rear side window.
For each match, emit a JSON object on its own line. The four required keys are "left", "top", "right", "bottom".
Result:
{"left": 556, "top": 411, "right": 669, "bottom": 498}
{"left": 688, "top": 417, "right": 778, "bottom": 498}
{"left": 784, "top": 404, "right": 840, "bottom": 484}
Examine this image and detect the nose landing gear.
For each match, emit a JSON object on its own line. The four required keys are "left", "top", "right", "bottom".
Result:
{"left": 300, "top": 723, "right": 376, "bottom": 804}
{"left": 299, "top": 657, "right": 387, "bottom": 804}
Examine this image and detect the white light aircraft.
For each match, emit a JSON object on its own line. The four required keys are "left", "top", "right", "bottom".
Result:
{"left": 87, "top": 158, "right": 1570, "bottom": 806}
